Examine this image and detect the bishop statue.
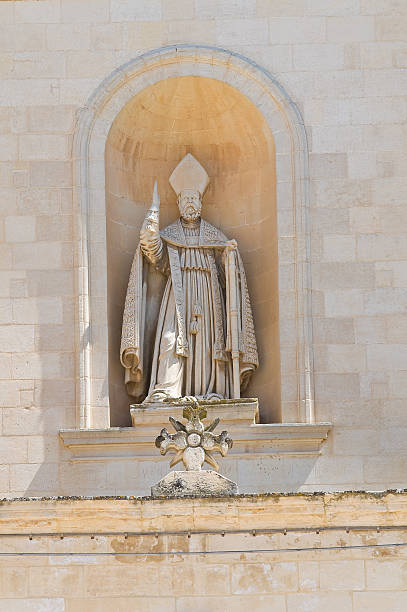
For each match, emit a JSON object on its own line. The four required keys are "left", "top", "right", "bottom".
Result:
{"left": 120, "top": 154, "right": 258, "bottom": 403}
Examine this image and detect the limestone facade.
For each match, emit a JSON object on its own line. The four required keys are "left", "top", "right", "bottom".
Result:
{"left": 0, "top": 492, "right": 404, "bottom": 611}
{"left": 0, "top": 0, "right": 407, "bottom": 496}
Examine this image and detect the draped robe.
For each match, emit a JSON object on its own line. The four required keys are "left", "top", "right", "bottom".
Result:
{"left": 120, "top": 217, "right": 258, "bottom": 402}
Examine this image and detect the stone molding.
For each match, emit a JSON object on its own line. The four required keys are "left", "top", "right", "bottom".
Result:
{"left": 59, "top": 422, "right": 331, "bottom": 461}
{"left": 73, "top": 44, "right": 313, "bottom": 428}
{"left": 0, "top": 491, "right": 405, "bottom": 534}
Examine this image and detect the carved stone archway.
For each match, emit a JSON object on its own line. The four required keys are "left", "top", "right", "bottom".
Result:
{"left": 73, "top": 45, "right": 314, "bottom": 429}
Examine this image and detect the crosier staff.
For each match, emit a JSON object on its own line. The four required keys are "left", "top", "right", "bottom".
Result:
{"left": 225, "top": 239, "right": 240, "bottom": 399}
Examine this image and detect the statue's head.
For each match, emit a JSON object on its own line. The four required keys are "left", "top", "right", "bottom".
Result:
{"left": 177, "top": 189, "right": 202, "bottom": 222}
{"left": 169, "top": 154, "right": 209, "bottom": 221}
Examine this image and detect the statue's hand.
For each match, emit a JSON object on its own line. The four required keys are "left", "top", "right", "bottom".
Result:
{"left": 141, "top": 180, "right": 160, "bottom": 237}
{"left": 143, "top": 210, "right": 159, "bottom": 234}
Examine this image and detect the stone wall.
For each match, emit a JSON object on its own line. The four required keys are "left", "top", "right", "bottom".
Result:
{"left": 0, "top": 492, "right": 406, "bottom": 611}
{"left": 0, "top": 0, "right": 407, "bottom": 495}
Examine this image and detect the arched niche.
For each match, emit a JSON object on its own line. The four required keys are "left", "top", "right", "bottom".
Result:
{"left": 73, "top": 45, "right": 314, "bottom": 430}
{"left": 105, "top": 76, "right": 280, "bottom": 426}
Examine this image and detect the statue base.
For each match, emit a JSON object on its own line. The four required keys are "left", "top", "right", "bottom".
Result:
{"left": 151, "top": 470, "right": 238, "bottom": 498}
{"left": 130, "top": 397, "right": 259, "bottom": 434}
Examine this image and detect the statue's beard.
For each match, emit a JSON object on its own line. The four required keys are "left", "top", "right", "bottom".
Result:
{"left": 180, "top": 205, "right": 201, "bottom": 222}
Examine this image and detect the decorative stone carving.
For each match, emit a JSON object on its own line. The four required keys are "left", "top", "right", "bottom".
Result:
{"left": 151, "top": 397, "right": 238, "bottom": 497}
{"left": 154, "top": 397, "right": 233, "bottom": 471}
{"left": 120, "top": 154, "right": 258, "bottom": 405}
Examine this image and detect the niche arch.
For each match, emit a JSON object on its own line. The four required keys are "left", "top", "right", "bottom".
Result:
{"left": 73, "top": 45, "right": 313, "bottom": 429}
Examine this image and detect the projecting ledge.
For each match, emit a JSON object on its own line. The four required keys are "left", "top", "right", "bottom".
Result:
{"left": 59, "top": 422, "right": 331, "bottom": 462}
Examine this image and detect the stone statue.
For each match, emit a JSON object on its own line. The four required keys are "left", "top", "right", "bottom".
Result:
{"left": 120, "top": 154, "right": 258, "bottom": 403}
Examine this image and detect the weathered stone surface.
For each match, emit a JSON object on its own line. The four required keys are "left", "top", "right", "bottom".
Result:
{"left": 151, "top": 470, "right": 238, "bottom": 498}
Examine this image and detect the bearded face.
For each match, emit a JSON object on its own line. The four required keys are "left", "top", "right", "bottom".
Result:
{"left": 178, "top": 189, "right": 202, "bottom": 222}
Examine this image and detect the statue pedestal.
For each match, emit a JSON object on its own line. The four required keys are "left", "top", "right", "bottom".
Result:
{"left": 130, "top": 397, "right": 259, "bottom": 437}
{"left": 151, "top": 470, "right": 238, "bottom": 498}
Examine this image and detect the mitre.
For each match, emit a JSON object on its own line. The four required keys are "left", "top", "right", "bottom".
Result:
{"left": 169, "top": 154, "right": 209, "bottom": 197}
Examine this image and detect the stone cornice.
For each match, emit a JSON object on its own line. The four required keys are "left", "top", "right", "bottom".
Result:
{"left": 0, "top": 491, "right": 405, "bottom": 534}
{"left": 59, "top": 422, "right": 331, "bottom": 461}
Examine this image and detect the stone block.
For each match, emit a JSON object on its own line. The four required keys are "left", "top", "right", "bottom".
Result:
{"left": 198, "top": 0, "right": 256, "bottom": 18}
{"left": 27, "top": 270, "right": 73, "bottom": 297}
{"left": 29, "top": 566, "right": 84, "bottom": 597}
{"left": 367, "top": 344, "right": 407, "bottom": 370}
{"left": 59, "top": 77, "right": 100, "bottom": 105}
{"left": 298, "top": 561, "right": 319, "bottom": 591}
{"left": 28, "top": 105, "right": 74, "bottom": 133}
{"left": 0, "top": 135, "right": 18, "bottom": 162}
{"left": 169, "top": 20, "right": 216, "bottom": 44}
{"left": 364, "top": 126, "right": 407, "bottom": 152}
{"left": 315, "top": 373, "right": 360, "bottom": 400}
{"left": 66, "top": 50, "right": 116, "bottom": 78}
{"left": 11, "top": 352, "right": 64, "bottom": 380}
{"left": 294, "top": 44, "right": 345, "bottom": 70}
{"left": 110, "top": 0, "right": 161, "bottom": 21}
{"left": 287, "top": 592, "right": 352, "bottom": 611}
{"left": 364, "top": 288, "right": 407, "bottom": 314}
{"left": 307, "top": 456, "right": 364, "bottom": 485}
{"left": 313, "top": 317, "right": 355, "bottom": 344}
{"left": 315, "top": 70, "right": 364, "bottom": 98}
{"left": 15, "top": 1, "right": 60, "bottom": 23}
{"left": 324, "top": 344, "right": 366, "bottom": 373}
{"left": 46, "top": 24, "right": 90, "bottom": 50}
{"left": 176, "top": 596, "right": 285, "bottom": 612}
{"left": 269, "top": 17, "right": 325, "bottom": 44}
{"left": 217, "top": 19, "right": 268, "bottom": 45}
{"left": 322, "top": 235, "right": 356, "bottom": 262}
{"left": 232, "top": 562, "right": 298, "bottom": 594}
{"left": 5, "top": 216, "right": 36, "bottom": 243}
{"left": 376, "top": 15, "right": 407, "bottom": 41}
{"left": 320, "top": 560, "right": 365, "bottom": 589}
{"left": 36, "top": 214, "right": 72, "bottom": 242}
{"left": 19, "top": 135, "right": 67, "bottom": 161}
{"left": 30, "top": 161, "right": 72, "bottom": 188}
{"left": 309, "top": 154, "right": 347, "bottom": 179}
{"left": 307, "top": 0, "right": 360, "bottom": 15}
{"left": 126, "top": 22, "right": 166, "bottom": 49}
{"left": 327, "top": 16, "right": 374, "bottom": 42}
{"left": 360, "top": 41, "right": 398, "bottom": 68}
{"left": 366, "top": 559, "right": 407, "bottom": 589}
{"left": 365, "top": 68, "right": 407, "bottom": 97}
{"left": 0, "top": 25, "right": 47, "bottom": 52}
{"left": 66, "top": 599, "right": 177, "bottom": 612}
{"left": 312, "top": 126, "right": 363, "bottom": 153}
{"left": 364, "top": 456, "right": 407, "bottom": 483}
{"left": 355, "top": 316, "right": 386, "bottom": 344}
{"left": 0, "top": 600, "right": 64, "bottom": 612}
{"left": 333, "top": 428, "right": 379, "bottom": 456}
{"left": 13, "top": 243, "right": 62, "bottom": 270}
{"left": 354, "top": 591, "right": 407, "bottom": 612}
{"left": 357, "top": 234, "right": 407, "bottom": 261}
{"left": 61, "top": 0, "right": 109, "bottom": 23}
{"left": 151, "top": 470, "right": 238, "bottom": 498}
{"left": 162, "top": 0, "right": 195, "bottom": 20}
{"left": 0, "top": 325, "right": 35, "bottom": 353}
{"left": 325, "top": 289, "right": 364, "bottom": 317}
{"left": 348, "top": 152, "right": 377, "bottom": 180}
{"left": 90, "top": 23, "right": 125, "bottom": 50}
{"left": 10, "top": 461, "right": 59, "bottom": 496}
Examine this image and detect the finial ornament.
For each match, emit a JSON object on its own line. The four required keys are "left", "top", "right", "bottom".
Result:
{"left": 155, "top": 397, "right": 233, "bottom": 471}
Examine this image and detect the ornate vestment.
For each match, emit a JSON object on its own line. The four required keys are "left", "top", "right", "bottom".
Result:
{"left": 120, "top": 218, "right": 258, "bottom": 402}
